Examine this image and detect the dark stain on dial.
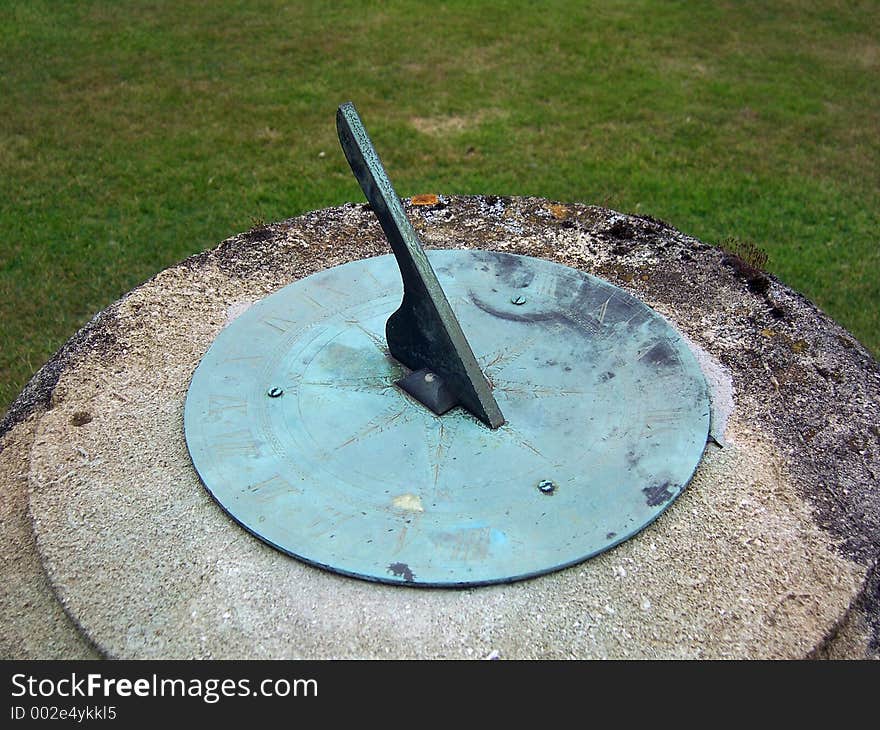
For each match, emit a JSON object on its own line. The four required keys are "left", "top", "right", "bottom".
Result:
{"left": 388, "top": 562, "right": 415, "bottom": 582}
{"left": 473, "top": 250, "right": 535, "bottom": 289}
{"left": 640, "top": 340, "right": 677, "bottom": 369}
{"left": 469, "top": 290, "right": 563, "bottom": 324}
{"left": 642, "top": 481, "right": 676, "bottom": 507}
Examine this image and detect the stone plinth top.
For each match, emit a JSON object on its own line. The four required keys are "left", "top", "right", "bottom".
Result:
{"left": 2, "top": 196, "right": 878, "bottom": 659}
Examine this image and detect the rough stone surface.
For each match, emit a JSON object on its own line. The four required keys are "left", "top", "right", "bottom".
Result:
{"left": 3, "top": 196, "right": 879, "bottom": 658}
{"left": 0, "top": 417, "right": 99, "bottom": 659}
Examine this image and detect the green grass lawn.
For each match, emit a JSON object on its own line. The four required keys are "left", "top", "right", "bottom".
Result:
{"left": 1, "top": 0, "right": 878, "bottom": 413}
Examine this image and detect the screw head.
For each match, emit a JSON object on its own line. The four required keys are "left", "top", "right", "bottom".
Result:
{"left": 538, "top": 479, "right": 555, "bottom": 494}
{"left": 511, "top": 295, "right": 527, "bottom": 306}
{"left": 424, "top": 372, "right": 436, "bottom": 383}
{"left": 267, "top": 387, "right": 284, "bottom": 398}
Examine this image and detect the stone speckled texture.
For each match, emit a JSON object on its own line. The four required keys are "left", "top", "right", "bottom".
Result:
{"left": 0, "top": 416, "right": 99, "bottom": 659}
{"left": 2, "top": 196, "right": 878, "bottom": 658}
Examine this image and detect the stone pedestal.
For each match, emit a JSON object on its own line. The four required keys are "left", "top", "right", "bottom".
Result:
{"left": 2, "top": 196, "right": 878, "bottom": 659}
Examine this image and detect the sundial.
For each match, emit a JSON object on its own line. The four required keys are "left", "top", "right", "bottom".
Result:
{"left": 184, "top": 102, "right": 711, "bottom": 586}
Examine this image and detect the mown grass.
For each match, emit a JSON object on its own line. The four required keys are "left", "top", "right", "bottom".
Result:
{"left": 1, "top": 0, "right": 878, "bottom": 413}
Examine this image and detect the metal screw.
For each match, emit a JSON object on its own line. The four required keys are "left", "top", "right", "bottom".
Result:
{"left": 424, "top": 372, "right": 435, "bottom": 383}
{"left": 511, "top": 295, "right": 527, "bottom": 306}
{"left": 267, "top": 387, "right": 284, "bottom": 398}
{"left": 538, "top": 479, "right": 555, "bottom": 494}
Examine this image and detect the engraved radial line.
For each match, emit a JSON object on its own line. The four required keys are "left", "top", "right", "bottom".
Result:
{"left": 421, "top": 418, "right": 440, "bottom": 488}
{"left": 338, "top": 407, "right": 407, "bottom": 450}
{"left": 349, "top": 321, "right": 389, "bottom": 356}
{"left": 433, "top": 423, "right": 445, "bottom": 489}
{"left": 501, "top": 423, "right": 556, "bottom": 464}
{"left": 303, "top": 376, "right": 391, "bottom": 388}
{"left": 421, "top": 415, "right": 461, "bottom": 499}
{"left": 492, "top": 378, "right": 591, "bottom": 398}
{"left": 481, "top": 325, "right": 562, "bottom": 374}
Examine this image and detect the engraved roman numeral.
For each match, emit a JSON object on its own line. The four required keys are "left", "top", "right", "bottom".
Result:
{"left": 207, "top": 394, "right": 248, "bottom": 418}
{"left": 302, "top": 293, "right": 326, "bottom": 310}
{"left": 262, "top": 316, "right": 298, "bottom": 333}
{"left": 625, "top": 309, "right": 651, "bottom": 329}
{"left": 565, "top": 308, "right": 602, "bottom": 335}
{"left": 307, "top": 505, "right": 353, "bottom": 539}
{"left": 528, "top": 273, "right": 557, "bottom": 301}
{"left": 222, "top": 354, "right": 263, "bottom": 364}
{"left": 440, "top": 526, "right": 492, "bottom": 562}
{"left": 594, "top": 296, "right": 612, "bottom": 325}
{"left": 246, "top": 473, "right": 300, "bottom": 501}
{"left": 214, "top": 429, "right": 259, "bottom": 457}
{"left": 643, "top": 407, "right": 685, "bottom": 432}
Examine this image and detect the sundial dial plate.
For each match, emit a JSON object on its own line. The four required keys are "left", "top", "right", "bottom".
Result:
{"left": 184, "top": 249, "right": 710, "bottom": 586}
